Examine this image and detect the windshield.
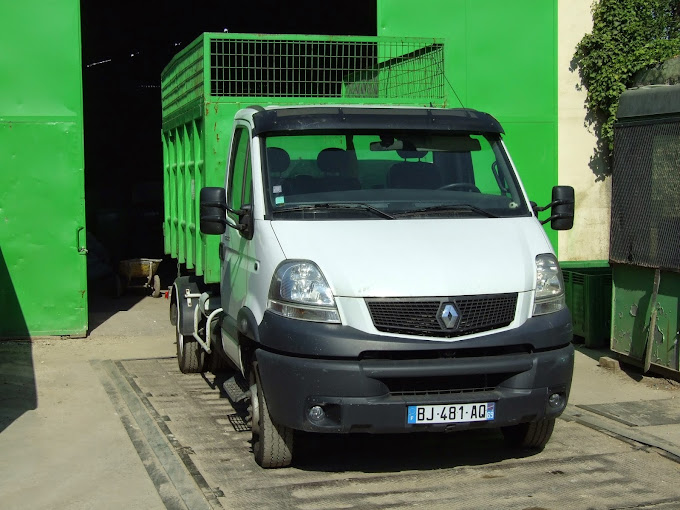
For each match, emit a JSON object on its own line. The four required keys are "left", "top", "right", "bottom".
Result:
{"left": 262, "top": 131, "right": 530, "bottom": 220}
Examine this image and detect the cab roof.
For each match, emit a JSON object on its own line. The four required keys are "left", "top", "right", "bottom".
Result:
{"left": 244, "top": 105, "right": 504, "bottom": 135}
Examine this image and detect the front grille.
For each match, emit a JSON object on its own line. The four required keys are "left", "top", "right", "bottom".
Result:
{"left": 365, "top": 294, "right": 517, "bottom": 337}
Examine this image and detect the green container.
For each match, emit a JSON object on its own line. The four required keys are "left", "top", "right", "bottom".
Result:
{"left": 0, "top": 0, "right": 87, "bottom": 338}
{"left": 563, "top": 267, "right": 613, "bottom": 348}
{"left": 611, "top": 265, "right": 680, "bottom": 374}
{"left": 162, "top": 33, "right": 447, "bottom": 284}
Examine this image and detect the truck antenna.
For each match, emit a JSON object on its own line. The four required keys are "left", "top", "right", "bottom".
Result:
{"left": 435, "top": 58, "right": 466, "bottom": 110}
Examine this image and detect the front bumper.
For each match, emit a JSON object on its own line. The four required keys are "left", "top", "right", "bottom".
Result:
{"left": 255, "top": 310, "right": 574, "bottom": 433}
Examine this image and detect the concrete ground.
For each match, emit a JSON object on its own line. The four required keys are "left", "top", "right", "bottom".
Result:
{"left": 0, "top": 295, "right": 679, "bottom": 509}
{"left": 0, "top": 294, "right": 174, "bottom": 510}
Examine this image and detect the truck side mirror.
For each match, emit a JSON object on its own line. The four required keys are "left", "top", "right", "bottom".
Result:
{"left": 200, "top": 187, "right": 227, "bottom": 235}
{"left": 549, "top": 186, "right": 575, "bottom": 231}
{"left": 533, "top": 185, "right": 575, "bottom": 230}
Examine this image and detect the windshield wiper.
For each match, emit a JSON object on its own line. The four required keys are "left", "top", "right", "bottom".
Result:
{"left": 395, "top": 204, "right": 498, "bottom": 218}
{"left": 273, "top": 203, "right": 395, "bottom": 219}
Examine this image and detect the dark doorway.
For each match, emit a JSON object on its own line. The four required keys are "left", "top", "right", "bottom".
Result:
{"left": 79, "top": 1, "right": 376, "bottom": 318}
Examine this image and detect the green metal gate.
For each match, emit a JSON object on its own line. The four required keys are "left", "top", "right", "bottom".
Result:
{"left": 0, "top": 0, "right": 88, "bottom": 338}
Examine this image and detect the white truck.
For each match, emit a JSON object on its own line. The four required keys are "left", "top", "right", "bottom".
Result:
{"left": 164, "top": 34, "right": 575, "bottom": 468}
{"left": 183, "top": 104, "right": 575, "bottom": 467}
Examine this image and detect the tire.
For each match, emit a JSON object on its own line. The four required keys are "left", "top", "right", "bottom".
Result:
{"left": 169, "top": 298, "right": 178, "bottom": 326}
{"left": 152, "top": 274, "right": 161, "bottom": 298}
{"left": 501, "top": 418, "right": 555, "bottom": 449}
{"left": 251, "top": 362, "right": 293, "bottom": 468}
{"left": 175, "top": 306, "right": 205, "bottom": 374}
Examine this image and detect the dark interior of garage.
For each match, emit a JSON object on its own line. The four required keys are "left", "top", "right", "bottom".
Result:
{"left": 80, "top": 1, "right": 375, "bottom": 296}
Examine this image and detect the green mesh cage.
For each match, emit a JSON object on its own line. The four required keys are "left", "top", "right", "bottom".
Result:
{"left": 162, "top": 34, "right": 446, "bottom": 125}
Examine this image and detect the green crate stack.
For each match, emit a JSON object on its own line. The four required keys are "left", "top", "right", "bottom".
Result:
{"left": 563, "top": 267, "right": 613, "bottom": 348}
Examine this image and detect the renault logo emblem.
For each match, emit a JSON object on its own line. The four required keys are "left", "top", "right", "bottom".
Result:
{"left": 438, "top": 303, "right": 460, "bottom": 330}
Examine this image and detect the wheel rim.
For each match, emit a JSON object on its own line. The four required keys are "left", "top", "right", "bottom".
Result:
{"left": 250, "top": 380, "right": 261, "bottom": 436}
{"left": 176, "top": 306, "right": 184, "bottom": 356}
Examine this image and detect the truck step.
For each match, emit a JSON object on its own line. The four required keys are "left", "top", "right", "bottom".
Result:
{"left": 222, "top": 374, "right": 249, "bottom": 403}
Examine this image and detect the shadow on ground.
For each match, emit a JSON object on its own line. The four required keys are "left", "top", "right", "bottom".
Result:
{"left": 88, "top": 293, "right": 149, "bottom": 332}
{"left": 573, "top": 343, "right": 680, "bottom": 387}
{"left": 573, "top": 343, "right": 612, "bottom": 362}
{"left": 292, "top": 428, "right": 540, "bottom": 473}
{"left": 87, "top": 255, "right": 175, "bottom": 334}
{"left": 0, "top": 248, "right": 37, "bottom": 433}
{"left": 0, "top": 342, "right": 37, "bottom": 433}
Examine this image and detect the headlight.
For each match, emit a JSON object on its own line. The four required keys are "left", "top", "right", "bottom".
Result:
{"left": 533, "top": 254, "right": 566, "bottom": 316}
{"left": 268, "top": 261, "right": 341, "bottom": 323}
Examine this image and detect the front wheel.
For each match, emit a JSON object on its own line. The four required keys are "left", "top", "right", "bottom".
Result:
{"left": 501, "top": 418, "right": 555, "bottom": 449}
{"left": 250, "top": 362, "right": 293, "bottom": 468}
{"left": 175, "top": 305, "right": 205, "bottom": 374}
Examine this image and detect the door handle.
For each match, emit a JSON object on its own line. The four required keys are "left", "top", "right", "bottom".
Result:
{"left": 219, "top": 241, "right": 228, "bottom": 260}
{"left": 76, "top": 227, "right": 88, "bottom": 254}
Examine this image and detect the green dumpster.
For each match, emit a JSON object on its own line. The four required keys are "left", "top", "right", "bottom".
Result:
{"left": 609, "top": 85, "right": 680, "bottom": 376}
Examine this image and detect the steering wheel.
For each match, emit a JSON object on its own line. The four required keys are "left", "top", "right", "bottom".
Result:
{"left": 438, "top": 182, "right": 481, "bottom": 193}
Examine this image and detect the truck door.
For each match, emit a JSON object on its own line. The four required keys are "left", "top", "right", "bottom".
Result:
{"left": 220, "top": 124, "right": 253, "bottom": 366}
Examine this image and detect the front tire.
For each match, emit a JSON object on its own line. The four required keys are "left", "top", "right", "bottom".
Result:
{"left": 175, "top": 305, "right": 205, "bottom": 374}
{"left": 501, "top": 418, "right": 555, "bottom": 449}
{"left": 251, "top": 362, "right": 293, "bottom": 468}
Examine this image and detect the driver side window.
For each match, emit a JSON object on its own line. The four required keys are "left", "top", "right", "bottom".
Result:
{"left": 227, "top": 126, "right": 252, "bottom": 220}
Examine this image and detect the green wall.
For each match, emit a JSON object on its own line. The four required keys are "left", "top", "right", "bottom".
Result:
{"left": 378, "top": 0, "right": 558, "bottom": 249}
{"left": 0, "top": 0, "right": 88, "bottom": 337}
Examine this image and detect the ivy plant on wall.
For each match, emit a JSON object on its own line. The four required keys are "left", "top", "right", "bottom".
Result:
{"left": 574, "top": 0, "right": 680, "bottom": 152}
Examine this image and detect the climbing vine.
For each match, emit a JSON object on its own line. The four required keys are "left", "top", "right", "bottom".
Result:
{"left": 574, "top": 0, "right": 680, "bottom": 150}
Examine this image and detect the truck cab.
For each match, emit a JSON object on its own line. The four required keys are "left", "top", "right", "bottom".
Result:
{"left": 189, "top": 104, "right": 575, "bottom": 468}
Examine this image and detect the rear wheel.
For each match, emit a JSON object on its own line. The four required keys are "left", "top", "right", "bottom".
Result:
{"left": 501, "top": 418, "right": 555, "bottom": 449}
{"left": 169, "top": 298, "right": 178, "bottom": 326}
{"left": 251, "top": 362, "right": 293, "bottom": 468}
{"left": 175, "top": 304, "right": 205, "bottom": 373}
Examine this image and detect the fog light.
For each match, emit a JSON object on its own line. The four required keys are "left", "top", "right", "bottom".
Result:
{"left": 308, "top": 405, "right": 325, "bottom": 422}
{"left": 548, "top": 393, "right": 564, "bottom": 409}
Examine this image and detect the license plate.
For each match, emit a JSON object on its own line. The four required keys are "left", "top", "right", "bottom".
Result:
{"left": 407, "top": 402, "right": 495, "bottom": 424}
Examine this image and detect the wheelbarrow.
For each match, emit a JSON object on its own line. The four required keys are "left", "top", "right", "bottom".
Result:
{"left": 118, "top": 258, "right": 163, "bottom": 297}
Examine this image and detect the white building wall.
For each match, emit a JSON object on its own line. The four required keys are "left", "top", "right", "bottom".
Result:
{"left": 558, "top": 0, "right": 611, "bottom": 262}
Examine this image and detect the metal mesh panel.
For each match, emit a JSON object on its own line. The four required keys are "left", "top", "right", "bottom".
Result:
{"left": 365, "top": 294, "right": 517, "bottom": 338}
{"left": 611, "top": 120, "right": 680, "bottom": 271}
{"left": 209, "top": 38, "right": 444, "bottom": 100}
